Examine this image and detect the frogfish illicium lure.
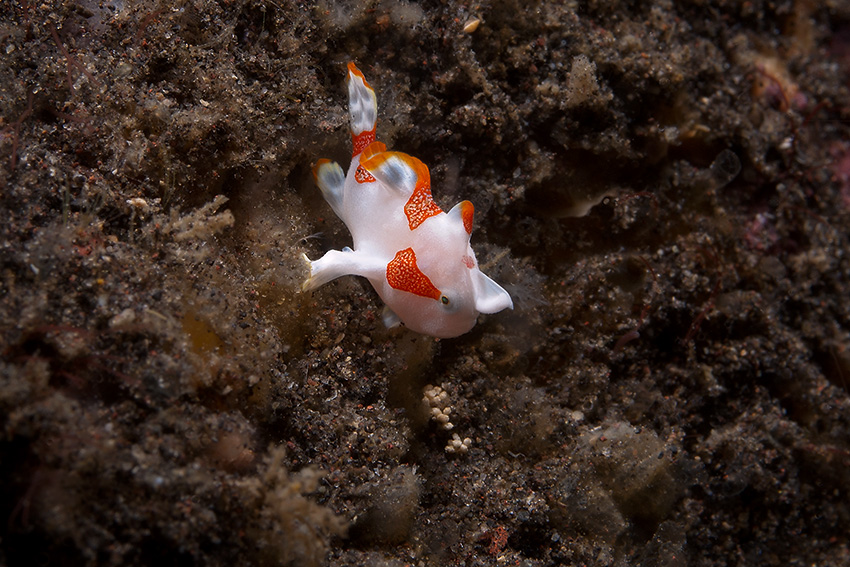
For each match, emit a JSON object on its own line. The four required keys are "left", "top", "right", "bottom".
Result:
{"left": 303, "top": 63, "right": 512, "bottom": 338}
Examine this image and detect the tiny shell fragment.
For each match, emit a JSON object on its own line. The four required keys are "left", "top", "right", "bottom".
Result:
{"left": 463, "top": 18, "right": 480, "bottom": 34}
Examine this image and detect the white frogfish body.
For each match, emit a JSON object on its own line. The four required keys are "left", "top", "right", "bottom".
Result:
{"left": 303, "top": 63, "right": 513, "bottom": 338}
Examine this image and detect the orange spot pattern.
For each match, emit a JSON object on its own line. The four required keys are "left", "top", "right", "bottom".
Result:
{"left": 404, "top": 180, "right": 442, "bottom": 230}
{"left": 459, "top": 200, "right": 474, "bottom": 234}
{"left": 361, "top": 140, "right": 387, "bottom": 161}
{"left": 352, "top": 129, "right": 376, "bottom": 157}
{"left": 355, "top": 165, "right": 376, "bottom": 183}
{"left": 386, "top": 248, "right": 441, "bottom": 300}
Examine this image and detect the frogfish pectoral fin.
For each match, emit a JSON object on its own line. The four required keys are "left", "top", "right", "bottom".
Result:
{"left": 473, "top": 271, "right": 514, "bottom": 313}
{"left": 303, "top": 248, "right": 384, "bottom": 291}
{"left": 313, "top": 159, "right": 345, "bottom": 217}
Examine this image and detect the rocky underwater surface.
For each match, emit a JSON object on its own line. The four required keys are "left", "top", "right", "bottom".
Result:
{"left": 1, "top": 1, "right": 850, "bottom": 565}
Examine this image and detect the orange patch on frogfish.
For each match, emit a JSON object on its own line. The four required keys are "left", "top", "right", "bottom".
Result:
{"left": 357, "top": 141, "right": 387, "bottom": 182}
{"left": 404, "top": 180, "right": 442, "bottom": 230}
{"left": 459, "top": 200, "right": 474, "bottom": 234}
{"left": 361, "top": 140, "right": 387, "bottom": 161}
{"left": 386, "top": 248, "right": 441, "bottom": 300}
{"left": 352, "top": 129, "right": 376, "bottom": 157}
{"left": 355, "top": 165, "right": 376, "bottom": 183}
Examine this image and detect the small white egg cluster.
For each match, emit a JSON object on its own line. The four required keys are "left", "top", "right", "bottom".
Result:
{"left": 445, "top": 433, "right": 473, "bottom": 455}
{"left": 422, "top": 384, "right": 454, "bottom": 430}
{"left": 422, "top": 384, "right": 473, "bottom": 455}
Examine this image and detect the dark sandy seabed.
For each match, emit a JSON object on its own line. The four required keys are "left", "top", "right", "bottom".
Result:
{"left": 1, "top": 0, "right": 850, "bottom": 565}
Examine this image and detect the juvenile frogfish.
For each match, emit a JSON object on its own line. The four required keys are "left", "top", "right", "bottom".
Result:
{"left": 303, "top": 63, "right": 513, "bottom": 338}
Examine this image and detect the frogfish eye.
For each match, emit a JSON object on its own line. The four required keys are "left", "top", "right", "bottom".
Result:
{"left": 441, "top": 295, "right": 450, "bottom": 305}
